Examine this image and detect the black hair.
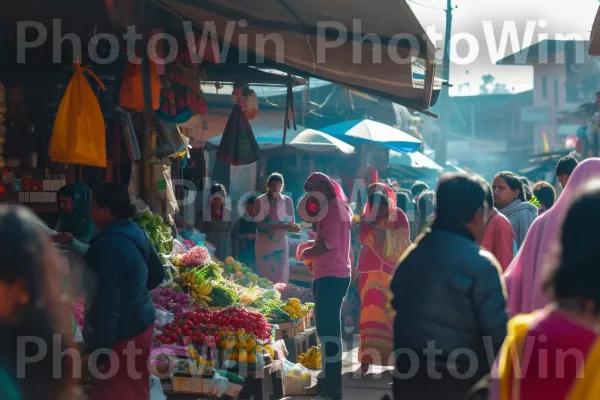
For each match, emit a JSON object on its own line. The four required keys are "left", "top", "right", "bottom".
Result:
{"left": 210, "top": 183, "right": 227, "bottom": 197}
{"left": 532, "top": 181, "right": 556, "bottom": 209}
{"left": 267, "top": 172, "right": 284, "bottom": 187}
{"left": 368, "top": 192, "right": 389, "bottom": 208}
{"left": 0, "top": 206, "right": 73, "bottom": 400}
{"left": 519, "top": 176, "right": 533, "bottom": 201}
{"left": 395, "top": 191, "right": 410, "bottom": 213}
{"left": 556, "top": 155, "right": 579, "bottom": 177}
{"left": 246, "top": 195, "right": 257, "bottom": 204}
{"left": 399, "top": 187, "right": 412, "bottom": 198}
{"left": 481, "top": 180, "right": 494, "bottom": 209}
{"left": 57, "top": 184, "right": 74, "bottom": 198}
{"left": 435, "top": 173, "right": 486, "bottom": 226}
{"left": 93, "top": 182, "right": 136, "bottom": 219}
{"left": 494, "top": 171, "right": 525, "bottom": 202}
{"left": 411, "top": 181, "right": 429, "bottom": 198}
{"left": 546, "top": 182, "right": 600, "bottom": 309}
{"left": 417, "top": 190, "right": 435, "bottom": 231}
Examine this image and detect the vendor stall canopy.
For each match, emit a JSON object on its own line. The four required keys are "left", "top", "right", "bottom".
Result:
{"left": 111, "top": 0, "right": 438, "bottom": 115}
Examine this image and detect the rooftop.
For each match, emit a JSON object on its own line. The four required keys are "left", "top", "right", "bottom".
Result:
{"left": 496, "top": 39, "right": 589, "bottom": 66}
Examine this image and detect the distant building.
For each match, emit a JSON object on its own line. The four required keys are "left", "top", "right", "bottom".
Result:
{"left": 443, "top": 91, "right": 534, "bottom": 179}
{"left": 496, "top": 40, "right": 600, "bottom": 152}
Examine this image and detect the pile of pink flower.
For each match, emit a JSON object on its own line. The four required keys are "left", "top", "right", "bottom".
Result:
{"left": 274, "top": 283, "right": 314, "bottom": 303}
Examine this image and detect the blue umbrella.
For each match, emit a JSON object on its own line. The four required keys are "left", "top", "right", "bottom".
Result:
{"left": 321, "top": 119, "right": 421, "bottom": 153}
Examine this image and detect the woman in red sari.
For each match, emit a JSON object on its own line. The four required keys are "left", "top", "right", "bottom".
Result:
{"left": 357, "top": 183, "right": 411, "bottom": 375}
{"left": 491, "top": 179, "right": 600, "bottom": 400}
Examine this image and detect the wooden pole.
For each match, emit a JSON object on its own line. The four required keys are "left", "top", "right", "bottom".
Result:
{"left": 138, "top": 0, "right": 152, "bottom": 204}
{"left": 435, "top": 0, "right": 453, "bottom": 167}
{"left": 141, "top": 45, "right": 153, "bottom": 204}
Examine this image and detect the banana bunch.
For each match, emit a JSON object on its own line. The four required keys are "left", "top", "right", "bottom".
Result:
{"left": 298, "top": 346, "right": 321, "bottom": 370}
{"left": 179, "top": 272, "right": 213, "bottom": 307}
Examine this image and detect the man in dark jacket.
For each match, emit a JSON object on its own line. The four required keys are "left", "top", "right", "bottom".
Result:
{"left": 390, "top": 173, "right": 508, "bottom": 400}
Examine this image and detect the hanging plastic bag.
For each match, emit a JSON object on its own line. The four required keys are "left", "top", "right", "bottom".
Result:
{"left": 282, "top": 360, "right": 312, "bottom": 396}
{"left": 152, "top": 160, "right": 179, "bottom": 215}
{"left": 49, "top": 62, "right": 107, "bottom": 167}
{"left": 217, "top": 104, "right": 260, "bottom": 166}
{"left": 128, "top": 161, "right": 141, "bottom": 198}
{"left": 156, "top": 121, "right": 186, "bottom": 158}
{"left": 119, "top": 60, "right": 161, "bottom": 111}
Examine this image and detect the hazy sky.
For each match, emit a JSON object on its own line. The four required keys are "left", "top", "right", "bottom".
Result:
{"left": 408, "top": 0, "right": 599, "bottom": 95}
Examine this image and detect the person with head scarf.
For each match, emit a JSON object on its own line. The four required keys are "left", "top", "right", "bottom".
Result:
{"left": 298, "top": 172, "right": 353, "bottom": 400}
{"left": 52, "top": 182, "right": 95, "bottom": 254}
{"left": 356, "top": 183, "right": 410, "bottom": 375}
{"left": 503, "top": 158, "right": 600, "bottom": 317}
{"left": 490, "top": 177, "right": 600, "bottom": 400}
{"left": 492, "top": 172, "right": 538, "bottom": 248}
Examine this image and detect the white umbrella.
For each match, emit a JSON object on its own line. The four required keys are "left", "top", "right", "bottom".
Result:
{"left": 388, "top": 150, "right": 443, "bottom": 171}
{"left": 322, "top": 119, "right": 421, "bottom": 153}
{"left": 288, "top": 129, "right": 355, "bottom": 155}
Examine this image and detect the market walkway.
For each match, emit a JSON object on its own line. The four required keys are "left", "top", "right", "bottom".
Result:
{"left": 283, "top": 335, "right": 393, "bottom": 400}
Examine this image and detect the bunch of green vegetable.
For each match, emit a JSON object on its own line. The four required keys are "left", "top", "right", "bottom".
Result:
{"left": 251, "top": 298, "right": 292, "bottom": 322}
{"left": 209, "top": 280, "right": 239, "bottom": 307}
{"left": 133, "top": 210, "right": 174, "bottom": 256}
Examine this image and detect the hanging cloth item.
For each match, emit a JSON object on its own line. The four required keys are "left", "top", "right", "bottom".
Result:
{"left": 119, "top": 59, "right": 162, "bottom": 111}
{"left": 49, "top": 62, "right": 107, "bottom": 167}
{"left": 118, "top": 108, "right": 141, "bottom": 162}
{"left": 217, "top": 104, "right": 260, "bottom": 166}
{"left": 156, "top": 55, "right": 207, "bottom": 124}
{"left": 232, "top": 82, "right": 258, "bottom": 120}
{"left": 282, "top": 74, "right": 297, "bottom": 144}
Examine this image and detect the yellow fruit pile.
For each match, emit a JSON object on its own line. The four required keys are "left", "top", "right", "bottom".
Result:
{"left": 180, "top": 272, "right": 212, "bottom": 307}
{"left": 284, "top": 298, "right": 304, "bottom": 320}
{"left": 298, "top": 346, "right": 322, "bottom": 369}
{"left": 187, "top": 346, "right": 214, "bottom": 367}
{"left": 217, "top": 330, "right": 261, "bottom": 364}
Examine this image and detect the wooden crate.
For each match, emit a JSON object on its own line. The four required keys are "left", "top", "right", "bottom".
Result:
{"left": 275, "top": 322, "right": 296, "bottom": 340}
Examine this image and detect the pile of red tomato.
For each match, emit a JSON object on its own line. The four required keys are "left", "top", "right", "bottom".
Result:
{"left": 156, "top": 307, "right": 272, "bottom": 346}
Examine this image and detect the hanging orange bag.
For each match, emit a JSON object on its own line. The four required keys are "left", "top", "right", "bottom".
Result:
{"left": 119, "top": 60, "right": 161, "bottom": 111}
{"left": 49, "top": 62, "right": 107, "bottom": 167}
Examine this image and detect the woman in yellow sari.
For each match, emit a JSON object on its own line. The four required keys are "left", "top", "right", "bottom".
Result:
{"left": 494, "top": 180, "right": 600, "bottom": 400}
{"left": 357, "top": 184, "right": 411, "bottom": 375}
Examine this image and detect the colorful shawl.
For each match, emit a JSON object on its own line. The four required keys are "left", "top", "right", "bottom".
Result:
{"left": 360, "top": 183, "right": 410, "bottom": 268}
{"left": 56, "top": 182, "right": 95, "bottom": 242}
{"left": 495, "top": 308, "right": 600, "bottom": 400}
{"left": 504, "top": 158, "right": 600, "bottom": 316}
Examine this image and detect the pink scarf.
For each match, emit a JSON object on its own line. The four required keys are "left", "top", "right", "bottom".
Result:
{"left": 504, "top": 158, "right": 600, "bottom": 316}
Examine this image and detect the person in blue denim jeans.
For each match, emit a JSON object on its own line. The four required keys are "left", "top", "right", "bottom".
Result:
{"left": 300, "top": 173, "right": 353, "bottom": 400}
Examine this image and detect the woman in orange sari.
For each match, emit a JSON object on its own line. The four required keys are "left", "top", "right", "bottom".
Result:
{"left": 493, "top": 180, "right": 600, "bottom": 400}
{"left": 357, "top": 183, "right": 410, "bottom": 374}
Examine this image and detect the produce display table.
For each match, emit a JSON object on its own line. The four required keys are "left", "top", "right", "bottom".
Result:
{"left": 162, "top": 362, "right": 283, "bottom": 400}
{"left": 234, "top": 361, "right": 283, "bottom": 400}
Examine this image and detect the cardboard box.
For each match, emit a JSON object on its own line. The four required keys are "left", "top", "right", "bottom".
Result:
{"left": 170, "top": 376, "right": 214, "bottom": 394}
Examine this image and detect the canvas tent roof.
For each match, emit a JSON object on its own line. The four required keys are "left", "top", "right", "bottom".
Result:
{"left": 141, "top": 0, "right": 437, "bottom": 114}
{"left": 591, "top": 6, "right": 600, "bottom": 55}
